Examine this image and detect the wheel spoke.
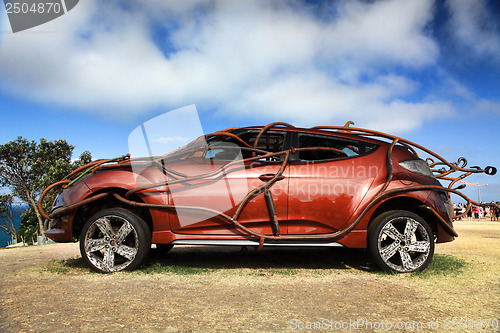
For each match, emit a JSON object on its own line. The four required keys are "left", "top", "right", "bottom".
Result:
{"left": 382, "top": 222, "right": 402, "bottom": 241}
{"left": 399, "top": 249, "right": 415, "bottom": 271}
{"left": 85, "top": 238, "right": 106, "bottom": 252}
{"left": 115, "top": 244, "right": 138, "bottom": 261}
{"left": 404, "top": 218, "right": 418, "bottom": 242}
{"left": 96, "top": 217, "right": 115, "bottom": 238}
{"left": 82, "top": 211, "right": 149, "bottom": 273}
{"left": 380, "top": 241, "right": 399, "bottom": 260}
{"left": 116, "top": 221, "right": 133, "bottom": 243}
{"left": 408, "top": 241, "right": 430, "bottom": 253}
{"left": 103, "top": 247, "right": 115, "bottom": 271}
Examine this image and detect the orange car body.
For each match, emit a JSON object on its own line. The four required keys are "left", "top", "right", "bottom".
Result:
{"left": 46, "top": 126, "right": 455, "bottom": 248}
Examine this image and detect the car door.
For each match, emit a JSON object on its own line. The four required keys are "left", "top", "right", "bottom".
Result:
{"left": 287, "top": 132, "right": 379, "bottom": 234}
{"left": 168, "top": 129, "right": 290, "bottom": 236}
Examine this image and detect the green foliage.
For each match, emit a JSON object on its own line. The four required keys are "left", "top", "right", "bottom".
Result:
{"left": 17, "top": 208, "right": 39, "bottom": 243}
{"left": 0, "top": 137, "right": 91, "bottom": 198}
{"left": 410, "top": 254, "right": 468, "bottom": 278}
{"left": 0, "top": 136, "right": 92, "bottom": 237}
{"left": 0, "top": 137, "right": 38, "bottom": 202}
{"left": 35, "top": 138, "right": 74, "bottom": 188}
{"left": 375, "top": 254, "right": 469, "bottom": 277}
{"left": 73, "top": 151, "right": 92, "bottom": 168}
{"left": 140, "top": 262, "right": 213, "bottom": 275}
{"left": 0, "top": 194, "right": 13, "bottom": 218}
{"left": 42, "top": 260, "right": 71, "bottom": 274}
{"left": 41, "top": 258, "right": 89, "bottom": 275}
{"left": 0, "top": 194, "right": 17, "bottom": 239}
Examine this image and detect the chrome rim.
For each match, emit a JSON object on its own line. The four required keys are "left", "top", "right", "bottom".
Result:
{"left": 377, "top": 217, "right": 431, "bottom": 272}
{"left": 84, "top": 215, "right": 139, "bottom": 272}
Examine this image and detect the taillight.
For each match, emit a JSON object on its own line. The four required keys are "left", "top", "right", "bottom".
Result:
{"left": 438, "top": 191, "right": 453, "bottom": 218}
{"left": 399, "top": 159, "right": 435, "bottom": 178}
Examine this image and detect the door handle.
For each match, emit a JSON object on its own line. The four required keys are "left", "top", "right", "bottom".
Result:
{"left": 259, "top": 173, "right": 285, "bottom": 182}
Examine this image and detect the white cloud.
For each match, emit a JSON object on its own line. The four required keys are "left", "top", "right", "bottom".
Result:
{"left": 446, "top": 0, "right": 500, "bottom": 61}
{"left": 152, "top": 136, "right": 190, "bottom": 144}
{"left": 0, "top": 0, "right": 454, "bottom": 132}
{"left": 219, "top": 71, "right": 453, "bottom": 133}
{"left": 322, "top": 0, "right": 438, "bottom": 68}
{"left": 434, "top": 75, "right": 500, "bottom": 117}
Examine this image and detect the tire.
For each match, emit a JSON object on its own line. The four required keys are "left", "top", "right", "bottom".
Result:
{"left": 367, "top": 210, "right": 434, "bottom": 273}
{"left": 79, "top": 208, "right": 151, "bottom": 273}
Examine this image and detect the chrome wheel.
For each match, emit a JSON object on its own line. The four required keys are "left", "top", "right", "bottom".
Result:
{"left": 80, "top": 208, "right": 151, "bottom": 273}
{"left": 368, "top": 211, "right": 434, "bottom": 273}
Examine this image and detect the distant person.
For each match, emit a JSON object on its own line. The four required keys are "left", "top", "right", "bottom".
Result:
{"left": 454, "top": 204, "right": 461, "bottom": 219}
{"left": 495, "top": 203, "right": 500, "bottom": 222}
{"left": 457, "top": 203, "right": 465, "bottom": 220}
{"left": 474, "top": 206, "right": 480, "bottom": 220}
{"left": 460, "top": 203, "right": 466, "bottom": 219}
{"left": 467, "top": 206, "right": 473, "bottom": 221}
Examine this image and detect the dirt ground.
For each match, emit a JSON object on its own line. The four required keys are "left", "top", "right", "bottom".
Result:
{"left": 0, "top": 220, "right": 499, "bottom": 333}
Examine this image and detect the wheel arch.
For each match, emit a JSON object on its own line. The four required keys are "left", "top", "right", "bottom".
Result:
{"left": 71, "top": 188, "right": 153, "bottom": 239}
{"left": 368, "top": 196, "right": 440, "bottom": 239}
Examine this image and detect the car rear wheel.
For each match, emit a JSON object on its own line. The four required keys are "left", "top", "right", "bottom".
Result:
{"left": 80, "top": 208, "right": 151, "bottom": 273}
{"left": 368, "top": 210, "right": 434, "bottom": 273}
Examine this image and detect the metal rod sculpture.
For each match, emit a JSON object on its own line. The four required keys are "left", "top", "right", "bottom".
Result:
{"left": 39, "top": 122, "right": 497, "bottom": 244}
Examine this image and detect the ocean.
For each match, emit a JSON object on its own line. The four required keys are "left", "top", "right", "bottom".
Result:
{"left": 0, "top": 205, "right": 26, "bottom": 248}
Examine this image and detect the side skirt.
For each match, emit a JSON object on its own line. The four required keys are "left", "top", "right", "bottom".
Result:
{"left": 170, "top": 239, "right": 344, "bottom": 247}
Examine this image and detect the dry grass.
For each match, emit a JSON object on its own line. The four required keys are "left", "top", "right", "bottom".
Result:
{"left": 0, "top": 220, "right": 498, "bottom": 332}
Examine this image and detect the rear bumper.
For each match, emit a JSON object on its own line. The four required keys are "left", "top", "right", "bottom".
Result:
{"left": 425, "top": 190, "right": 457, "bottom": 242}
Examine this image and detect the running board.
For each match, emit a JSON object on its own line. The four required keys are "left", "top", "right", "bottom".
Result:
{"left": 170, "top": 239, "right": 344, "bottom": 247}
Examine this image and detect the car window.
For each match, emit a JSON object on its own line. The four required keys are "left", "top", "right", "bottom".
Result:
{"left": 298, "top": 134, "right": 378, "bottom": 161}
{"left": 241, "top": 131, "right": 285, "bottom": 161}
{"left": 204, "top": 147, "right": 238, "bottom": 160}
{"left": 207, "top": 130, "right": 285, "bottom": 161}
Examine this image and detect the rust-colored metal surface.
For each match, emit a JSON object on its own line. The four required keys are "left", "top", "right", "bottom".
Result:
{"left": 39, "top": 121, "right": 496, "bottom": 245}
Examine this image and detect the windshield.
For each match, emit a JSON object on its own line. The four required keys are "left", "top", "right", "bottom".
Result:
{"left": 127, "top": 105, "right": 249, "bottom": 227}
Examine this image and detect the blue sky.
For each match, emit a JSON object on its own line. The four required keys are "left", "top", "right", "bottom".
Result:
{"left": 0, "top": 0, "right": 499, "bottom": 202}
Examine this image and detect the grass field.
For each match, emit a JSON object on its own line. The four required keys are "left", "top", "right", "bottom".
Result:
{"left": 0, "top": 220, "right": 498, "bottom": 332}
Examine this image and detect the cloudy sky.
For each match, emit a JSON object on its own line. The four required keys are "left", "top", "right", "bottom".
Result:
{"left": 0, "top": 0, "right": 499, "bottom": 201}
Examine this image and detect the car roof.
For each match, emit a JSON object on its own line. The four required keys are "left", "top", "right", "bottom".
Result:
{"left": 230, "top": 125, "right": 389, "bottom": 146}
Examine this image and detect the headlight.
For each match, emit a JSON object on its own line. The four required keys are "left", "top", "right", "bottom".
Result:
{"left": 51, "top": 193, "right": 64, "bottom": 212}
{"left": 399, "top": 159, "right": 435, "bottom": 178}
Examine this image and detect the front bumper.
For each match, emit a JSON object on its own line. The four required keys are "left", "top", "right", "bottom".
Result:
{"left": 44, "top": 214, "right": 73, "bottom": 242}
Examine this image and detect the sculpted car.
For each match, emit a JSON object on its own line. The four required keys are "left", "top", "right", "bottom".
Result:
{"left": 39, "top": 121, "right": 496, "bottom": 273}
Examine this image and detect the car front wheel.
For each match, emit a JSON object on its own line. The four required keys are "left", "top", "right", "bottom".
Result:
{"left": 368, "top": 210, "right": 434, "bottom": 273}
{"left": 80, "top": 208, "right": 151, "bottom": 273}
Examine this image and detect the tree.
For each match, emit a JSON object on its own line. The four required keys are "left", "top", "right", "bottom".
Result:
{"left": 17, "top": 207, "right": 39, "bottom": 244}
{"left": 0, "top": 137, "right": 91, "bottom": 237}
{"left": 0, "top": 194, "right": 17, "bottom": 241}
